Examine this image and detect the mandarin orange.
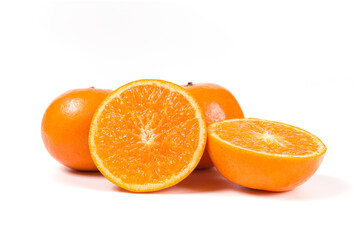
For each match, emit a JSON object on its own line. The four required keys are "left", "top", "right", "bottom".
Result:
{"left": 41, "top": 87, "right": 112, "bottom": 171}
{"left": 208, "top": 118, "right": 326, "bottom": 191}
{"left": 89, "top": 79, "right": 207, "bottom": 192}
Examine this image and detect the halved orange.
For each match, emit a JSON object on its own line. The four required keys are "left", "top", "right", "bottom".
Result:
{"left": 207, "top": 118, "right": 326, "bottom": 191}
{"left": 89, "top": 79, "right": 207, "bottom": 192}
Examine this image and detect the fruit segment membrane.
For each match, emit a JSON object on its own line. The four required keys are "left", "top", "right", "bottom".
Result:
{"left": 211, "top": 119, "right": 325, "bottom": 156}
{"left": 93, "top": 85, "right": 200, "bottom": 185}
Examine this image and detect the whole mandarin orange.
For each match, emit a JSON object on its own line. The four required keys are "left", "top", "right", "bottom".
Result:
{"left": 183, "top": 82, "right": 244, "bottom": 168}
{"left": 41, "top": 87, "right": 112, "bottom": 171}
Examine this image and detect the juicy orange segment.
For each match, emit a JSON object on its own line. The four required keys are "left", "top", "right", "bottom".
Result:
{"left": 208, "top": 118, "right": 326, "bottom": 191}
{"left": 89, "top": 79, "right": 207, "bottom": 192}
{"left": 213, "top": 119, "right": 325, "bottom": 156}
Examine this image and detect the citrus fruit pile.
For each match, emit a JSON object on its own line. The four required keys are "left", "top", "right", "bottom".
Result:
{"left": 41, "top": 79, "right": 326, "bottom": 192}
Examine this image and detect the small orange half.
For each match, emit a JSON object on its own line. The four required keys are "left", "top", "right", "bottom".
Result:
{"left": 89, "top": 79, "right": 207, "bottom": 192}
{"left": 208, "top": 118, "right": 326, "bottom": 191}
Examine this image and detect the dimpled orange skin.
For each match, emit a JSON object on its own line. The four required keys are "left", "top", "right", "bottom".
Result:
{"left": 41, "top": 88, "right": 112, "bottom": 171}
{"left": 209, "top": 137, "right": 325, "bottom": 191}
{"left": 183, "top": 83, "right": 244, "bottom": 168}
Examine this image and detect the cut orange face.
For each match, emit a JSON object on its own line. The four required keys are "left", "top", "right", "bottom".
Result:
{"left": 89, "top": 79, "right": 207, "bottom": 192}
{"left": 208, "top": 118, "right": 326, "bottom": 191}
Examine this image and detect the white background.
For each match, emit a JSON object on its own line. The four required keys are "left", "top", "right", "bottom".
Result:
{"left": 1, "top": 0, "right": 359, "bottom": 239}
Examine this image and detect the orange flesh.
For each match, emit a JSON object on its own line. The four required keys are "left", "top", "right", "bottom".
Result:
{"left": 93, "top": 85, "right": 200, "bottom": 185}
{"left": 213, "top": 119, "right": 321, "bottom": 156}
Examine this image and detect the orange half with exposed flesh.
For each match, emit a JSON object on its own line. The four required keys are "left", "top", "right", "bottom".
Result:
{"left": 208, "top": 118, "right": 326, "bottom": 191}
{"left": 89, "top": 79, "right": 207, "bottom": 192}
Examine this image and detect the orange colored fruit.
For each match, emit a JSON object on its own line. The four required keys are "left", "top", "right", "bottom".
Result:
{"left": 183, "top": 82, "right": 244, "bottom": 169}
{"left": 41, "top": 87, "right": 112, "bottom": 171}
{"left": 208, "top": 118, "right": 326, "bottom": 191}
{"left": 89, "top": 79, "right": 207, "bottom": 192}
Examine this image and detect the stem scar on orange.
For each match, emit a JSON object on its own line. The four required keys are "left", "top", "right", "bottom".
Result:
{"left": 208, "top": 118, "right": 326, "bottom": 192}
{"left": 183, "top": 82, "right": 244, "bottom": 169}
{"left": 89, "top": 79, "right": 207, "bottom": 192}
{"left": 41, "top": 87, "right": 112, "bottom": 171}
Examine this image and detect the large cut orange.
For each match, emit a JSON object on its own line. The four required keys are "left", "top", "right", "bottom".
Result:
{"left": 183, "top": 82, "right": 244, "bottom": 168}
{"left": 89, "top": 79, "right": 207, "bottom": 192}
{"left": 208, "top": 118, "right": 326, "bottom": 191}
{"left": 41, "top": 87, "right": 112, "bottom": 171}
